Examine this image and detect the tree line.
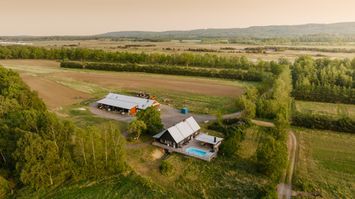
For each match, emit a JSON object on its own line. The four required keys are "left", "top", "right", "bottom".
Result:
{"left": 291, "top": 56, "right": 355, "bottom": 104}
{"left": 0, "top": 45, "right": 269, "bottom": 70}
{"left": 60, "top": 61, "right": 266, "bottom": 81}
{"left": 233, "top": 60, "right": 292, "bottom": 197}
{"left": 0, "top": 66, "right": 126, "bottom": 193}
{"left": 292, "top": 112, "right": 354, "bottom": 133}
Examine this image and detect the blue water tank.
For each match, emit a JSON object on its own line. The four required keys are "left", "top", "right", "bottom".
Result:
{"left": 181, "top": 107, "right": 189, "bottom": 114}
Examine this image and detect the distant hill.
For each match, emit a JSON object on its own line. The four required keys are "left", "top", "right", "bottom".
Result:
{"left": 98, "top": 22, "right": 355, "bottom": 39}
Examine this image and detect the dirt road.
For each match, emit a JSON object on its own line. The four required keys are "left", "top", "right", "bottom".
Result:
{"left": 277, "top": 131, "right": 297, "bottom": 199}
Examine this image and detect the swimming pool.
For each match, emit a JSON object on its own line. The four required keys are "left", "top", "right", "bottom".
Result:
{"left": 186, "top": 147, "right": 209, "bottom": 157}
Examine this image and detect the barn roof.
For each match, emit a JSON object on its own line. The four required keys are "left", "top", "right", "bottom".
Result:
{"left": 153, "top": 116, "right": 201, "bottom": 143}
{"left": 97, "top": 93, "right": 156, "bottom": 110}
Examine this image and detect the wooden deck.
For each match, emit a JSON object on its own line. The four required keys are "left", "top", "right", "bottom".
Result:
{"left": 152, "top": 139, "right": 218, "bottom": 162}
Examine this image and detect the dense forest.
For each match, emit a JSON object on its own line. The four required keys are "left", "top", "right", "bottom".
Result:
{"left": 291, "top": 56, "right": 355, "bottom": 104}
{"left": 0, "top": 66, "right": 163, "bottom": 196}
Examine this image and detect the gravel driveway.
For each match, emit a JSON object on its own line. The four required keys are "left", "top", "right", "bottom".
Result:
{"left": 89, "top": 103, "right": 240, "bottom": 127}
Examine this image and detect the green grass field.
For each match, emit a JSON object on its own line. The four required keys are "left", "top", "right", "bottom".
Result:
{"left": 293, "top": 128, "right": 355, "bottom": 198}
{"left": 295, "top": 100, "right": 355, "bottom": 119}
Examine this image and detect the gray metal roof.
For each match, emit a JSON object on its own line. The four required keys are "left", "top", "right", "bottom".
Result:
{"left": 153, "top": 116, "right": 201, "bottom": 143}
{"left": 195, "top": 133, "right": 223, "bottom": 145}
{"left": 97, "top": 93, "right": 157, "bottom": 110}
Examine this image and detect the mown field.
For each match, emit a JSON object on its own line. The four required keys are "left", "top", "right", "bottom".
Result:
{"left": 293, "top": 128, "right": 355, "bottom": 198}
{"left": 0, "top": 59, "right": 251, "bottom": 115}
{"left": 295, "top": 100, "right": 355, "bottom": 119}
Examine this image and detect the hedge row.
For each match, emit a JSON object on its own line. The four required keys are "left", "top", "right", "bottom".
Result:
{"left": 292, "top": 113, "right": 355, "bottom": 133}
{"left": 292, "top": 86, "right": 355, "bottom": 104}
{"left": 60, "top": 61, "right": 266, "bottom": 81}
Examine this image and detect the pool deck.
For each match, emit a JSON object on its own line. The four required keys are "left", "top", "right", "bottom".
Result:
{"left": 152, "top": 138, "right": 218, "bottom": 162}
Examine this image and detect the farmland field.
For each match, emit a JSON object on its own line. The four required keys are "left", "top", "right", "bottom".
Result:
{"left": 295, "top": 100, "right": 355, "bottom": 119}
{"left": 293, "top": 128, "right": 355, "bottom": 198}
{"left": 26, "top": 39, "right": 355, "bottom": 61}
{"left": 0, "top": 59, "right": 249, "bottom": 114}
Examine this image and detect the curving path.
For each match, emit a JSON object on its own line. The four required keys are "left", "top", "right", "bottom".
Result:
{"left": 277, "top": 131, "right": 297, "bottom": 199}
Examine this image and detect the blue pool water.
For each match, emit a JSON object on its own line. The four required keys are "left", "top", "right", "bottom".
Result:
{"left": 186, "top": 147, "right": 208, "bottom": 157}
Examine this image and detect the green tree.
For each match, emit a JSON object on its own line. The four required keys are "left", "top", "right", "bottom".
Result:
{"left": 15, "top": 133, "right": 69, "bottom": 190}
{"left": 128, "top": 120, "right": 147, "bottom": 140}
{"left": 256, "top": 135, "right": 287, "bottom": 180}
{"left": 72, "top": 122, "right": 126, "bottom": 179}
{"left": 236, "top": 96, "right": 256, "bottom": 119}
{"left": 136, "top": 107, "right": 163, "bottom": 135}
{"left": 220, "top": 128, "right": 244, "bottom": 157}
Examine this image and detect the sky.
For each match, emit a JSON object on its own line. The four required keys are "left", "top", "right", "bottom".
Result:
{"left": 1, "top": 0, "right": 355, "bottom": 36}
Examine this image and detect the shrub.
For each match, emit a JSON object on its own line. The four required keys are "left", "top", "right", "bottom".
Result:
{"left": 159, "top": 160, "right": 174, "bottom": 176}
{"left": 136, "top": 107, "right": 163, "bottom": 135}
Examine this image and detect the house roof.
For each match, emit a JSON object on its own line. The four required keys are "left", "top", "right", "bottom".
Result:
{"left": 97, "top": 93, "right": 157, "bottom": 110}
{"left": 153, "top": 116, "right": 201, "bottom": 143}
{"left": 195, "top": 133, "right": 223, "bottom": 145}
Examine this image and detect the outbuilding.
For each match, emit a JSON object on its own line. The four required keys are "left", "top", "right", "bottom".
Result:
{"left": 97, "top": 93, "right": 159, "bottom": 115}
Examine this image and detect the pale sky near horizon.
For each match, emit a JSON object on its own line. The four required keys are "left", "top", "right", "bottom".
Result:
{"left": 1, "top": 0, "right": 355, "bottom": 36}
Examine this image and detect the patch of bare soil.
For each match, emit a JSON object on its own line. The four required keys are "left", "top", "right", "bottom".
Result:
{"left": 20, "top": 74, "right": 91, "bottom": 110}
{"left": 52, "top": 71, "right": 244, "bottom": 97}
{"left": 151, "top": 149, "right": 164, "bottom": 160}
{"left": 0, "top": 59, "right": 60, "bottom": 68}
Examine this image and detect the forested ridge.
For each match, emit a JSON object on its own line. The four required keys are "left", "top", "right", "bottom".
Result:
{"left": 0, "top": 66, "right": 164, "bottom": 197}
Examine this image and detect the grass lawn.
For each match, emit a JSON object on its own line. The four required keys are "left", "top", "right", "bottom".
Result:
{"left": 15, "top": 172, "right": 168, "bottom": 199}
{"left": 295, "top": 100, "right": 355, "bottom": 119}
{"left": 293, "top": 128, "right": 355, "bottom": 198}
{"left": 57, "top": 100, "right": 127, "bottom": 130}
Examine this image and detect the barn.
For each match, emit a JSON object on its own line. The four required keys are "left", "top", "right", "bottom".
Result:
{"left": 97, "top": 93, "right": 160, "bottom": 115}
